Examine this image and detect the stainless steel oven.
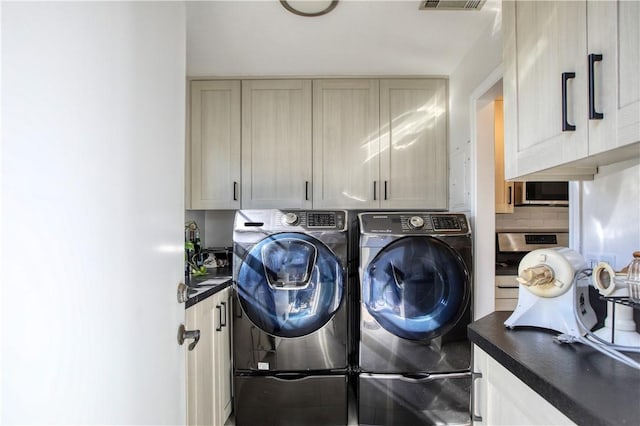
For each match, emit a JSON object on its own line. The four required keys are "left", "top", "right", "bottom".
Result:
{"left": 495, "top": 232, "right": 569, "bottom": 310}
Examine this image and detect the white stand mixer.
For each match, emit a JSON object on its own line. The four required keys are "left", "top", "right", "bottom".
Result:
{"left": 504, "top": 247, "right": 597, "bottom": 336}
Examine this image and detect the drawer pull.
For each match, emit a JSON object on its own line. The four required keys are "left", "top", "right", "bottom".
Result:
{"left": 588, "top": 53, "right": 604, "bottom": 120}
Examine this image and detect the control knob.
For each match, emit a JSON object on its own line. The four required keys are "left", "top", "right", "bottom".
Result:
{"left": 282, "top": 212, "right": 299, "bottom": 226}
{"left": 408, "top": 216, "right": 425, "bottom": 229}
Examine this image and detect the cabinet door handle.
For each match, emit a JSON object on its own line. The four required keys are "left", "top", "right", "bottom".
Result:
{"left": 305, "top": 181, "right": 310, "bottom": 201}
{"left": 384, "top": 181, "right": 388, "bottom": 200}
{"left": 471, "top": 371, "right": 483, "bottom": 422}
{"left": 233, "top": 181, "right": 238, "bottom": 201}
{"left": 177, "top": 324, "right": 200, "bottom": 351}
{"left": 373, "top": 181, "right": 377, "bottom": 201}
{"left": 507, "top": 186, "right": 512, "bottom": 205}
{"left": 216, "top": 305, "right": 222, "bottom": 332}
{"left": 562, "top": 72, "right": 576, "bottom": 131}
{"left": 588, "top": 54, "right": 604, "bottom": 120}
{"left": 220, "top": 301, "right": 227, "bottom": 327}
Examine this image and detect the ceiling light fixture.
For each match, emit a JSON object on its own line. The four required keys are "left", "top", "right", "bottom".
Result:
{"left": 280, "top": 1, "right": 339, "bottom": 17}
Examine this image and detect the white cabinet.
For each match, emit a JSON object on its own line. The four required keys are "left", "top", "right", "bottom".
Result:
{"left": 472, "top": 346, "right": 574, "bottom": 425}
{"left": 380, "top": 79, "right": 448, "bottom": 209}
{"left": 313, "top": 78, "right": 448, "bottom": 209}
{"left": 186, "top": 287, "right": 232, "bottom": 426}
{"left": 241, "top": 80, "right": 312, "bottom": 209}
{"left": 503, "top": 0, "right": 640, "bottom": 181}
{"left": 587, "top": 0, "right": 640, "bottom": 155}
{"left": 312, "top": 79, "right": 380, "bottom": 209}
{"left": 189, "top": 81, "right": 241, "bottom": 209}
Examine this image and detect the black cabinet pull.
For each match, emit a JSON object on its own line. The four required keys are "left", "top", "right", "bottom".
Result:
{"left": 373, "top": 181, "right": 377, "bottom": 201}
{"left": 562, "top": 72, "right": 576, "bottom": 131}
{"left": 384, "top": 181, "right": 388, "bottom": 200}
{"left": 588, "top": 54, "right": 604, "bottom": 120}
{"left": 220, "top": 301, "right": 227, "bottom": 327}
{"left": 233, "top": 181, "right": 238, "bottom": 201}
{"left": 216, "top": 305, "right": 222, "bottom": 331}
{"left": 305, "top": 181, "right": 309, "bottom": 201}
{"left": 508, "top": 186, "right": 512, "bottom": 205}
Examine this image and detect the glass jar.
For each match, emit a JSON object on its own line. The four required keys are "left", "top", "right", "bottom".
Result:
{"left": 626, "top": 252, "right": 640, "bottom": 303}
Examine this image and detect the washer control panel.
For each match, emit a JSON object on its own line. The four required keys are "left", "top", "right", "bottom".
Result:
{"left": 359, "top": 212, "right": 469, "bottom": 235}
{"left": 278, "top": 210, "right": 346, "bottom": 231}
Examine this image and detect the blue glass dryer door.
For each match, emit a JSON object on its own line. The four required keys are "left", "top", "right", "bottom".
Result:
{"left": 363, "top": 236, "right": 470, "bottom": 341}
{"left": 236, "top": 233, "right": 344, "bottom": 338}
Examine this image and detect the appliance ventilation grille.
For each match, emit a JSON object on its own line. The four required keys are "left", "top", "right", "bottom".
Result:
{"left": 419, "top": 0, "right": 486, "bottom": 10}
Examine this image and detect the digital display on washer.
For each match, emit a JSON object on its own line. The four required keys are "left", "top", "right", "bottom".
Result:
{"left": 431, "top": 216, "right": 461, "bottom": 231}
{"left": 307, "top": 212, "right": 336, "bottom": 228}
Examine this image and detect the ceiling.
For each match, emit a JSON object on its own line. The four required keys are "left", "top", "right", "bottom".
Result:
{"left": 186, "top": 0, "right": 502, "bottom": 77}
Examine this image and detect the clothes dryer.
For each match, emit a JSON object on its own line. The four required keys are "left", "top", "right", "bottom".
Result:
{"left": 232, "top": 210, "right": 349, "bottom": 426}
{"left": 358, "top": 212, "right": 473, "bottom": 425}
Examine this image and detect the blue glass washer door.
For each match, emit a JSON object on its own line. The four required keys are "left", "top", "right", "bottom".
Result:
{"left": 236, "top": 233, "right": 344, "bottom": 338}
{"left": 363, "top": 236, "right": 470, "bottom": 341}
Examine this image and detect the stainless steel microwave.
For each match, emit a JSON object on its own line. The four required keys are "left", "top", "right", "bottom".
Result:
{"left": 514, "top": 181, "right": 569, "bottom": 206}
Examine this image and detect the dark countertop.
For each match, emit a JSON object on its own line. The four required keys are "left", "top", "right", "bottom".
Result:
{"left": 185, "top": 269, "right": 232, "bottom": 309}
{"left": 468, "top": 311, "right": 640, "bottom": 426}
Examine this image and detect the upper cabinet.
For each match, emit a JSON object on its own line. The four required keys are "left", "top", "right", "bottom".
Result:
{"left": 188, "top": 77, "right": 449, "bottom": 210}
{"left": 241, "top": 80, "right": 312, "bottom": 209}
{"left": 503, "top": 0, "right": 640, "bottom": 181}
{"left": 587, "top": 0, "right": 640, "bottom": 155}
{"left": 313, "top": 78, "right": 448, "bottom": 210}
{"left": 312, "top": 79, "right": 380, "bottom": 209}
{"left": 380, "top": 79, "right": 448, "bottom": 209}
{"left": 188, "top": 80, "right": 241, "bottom": 209}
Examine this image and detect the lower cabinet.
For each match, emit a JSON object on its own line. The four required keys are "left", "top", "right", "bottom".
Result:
{"left": 472, "top": 346, "right": 574, "bottom": 425}
{"left": 186, "top": 287, "right": 232, "bottom": 426}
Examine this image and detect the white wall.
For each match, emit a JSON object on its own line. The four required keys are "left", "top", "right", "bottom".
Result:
{"left": 579, "top": 159, "right": 640, "bottom": 270}
{"left": 448, "top": 16, "right": 503, "bottom": 212}
{"left": 448, "top": 12, "right": 502, "bottom": 319}
{"left": 1, "top": 2, "right": 187, "bottom": 423}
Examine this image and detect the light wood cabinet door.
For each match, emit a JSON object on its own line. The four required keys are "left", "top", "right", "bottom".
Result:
{"left": 215, "top": 288, "right": 233, "bottom": 424}
{"left": 503, "top": 1, "right": 589, "bottom": 180}
{"left": 186, "top": 294, "right": 218, "bottom": 426}
{"left": 588, "top": 0, "right": 640, "bottom": 155}
{"left": 493, "top": 100, "right": 514, "bottom": 214}
{"left": 312, "top": 79, "right": 380, "bottom": 209}
{"left": 189, "top": 80, "right": 241, "bottom": 210}
{"left": 379, "top": 79, "right": 448, "bottom": 209}
{"left": 242, "top": 80, "right": 312, "bottom": 209}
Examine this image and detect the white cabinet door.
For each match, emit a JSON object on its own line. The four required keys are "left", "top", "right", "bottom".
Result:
{"left": 312, "top": 79, "right": 380, "bottom": 209}
{"left": 503, "top": 0, "right": 588, "bottom": 180}
{"left": 473, "top": 346, "right": 574, "bottom": 425}
{"left": 588, "top": 0, "right": 640, "bottom": 155}
{"left": 242, "top": 80, "right": 312, "bottom": 209}
{"left": 189, "top": 80, "right": 241, "bottom": 209}
{"left": 186, "top": 295, "right": 218, "bottom": 426}
{"left": 379, "top": 79, "right": 448, "bottom": 209}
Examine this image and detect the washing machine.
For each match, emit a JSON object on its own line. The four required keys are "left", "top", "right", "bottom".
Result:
{"left": 358, "top": 212, "right": 473, "bottom": 425}
{"left": 232, "top": 209, "right": 349, "bottom": 426}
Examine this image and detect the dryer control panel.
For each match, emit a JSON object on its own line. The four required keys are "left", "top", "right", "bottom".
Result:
{"left": 359, "top": 212, "right": 469, "bottom": 235}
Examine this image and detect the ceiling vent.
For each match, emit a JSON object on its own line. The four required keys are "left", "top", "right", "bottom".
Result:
{"left": 419, "top": 0, "right": 486, "bottom": 10}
